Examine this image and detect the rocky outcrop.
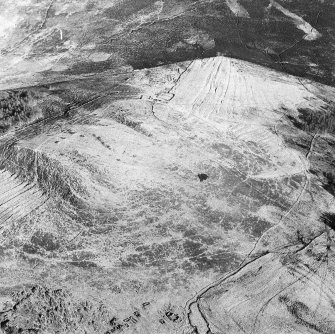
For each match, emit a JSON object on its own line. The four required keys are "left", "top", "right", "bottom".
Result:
{"left": 0, "top": 285, "right": 111, "bottom": 334}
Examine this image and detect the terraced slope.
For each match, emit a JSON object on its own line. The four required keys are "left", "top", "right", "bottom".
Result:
{"left": 0, "top": 56, "right": 335, "bottom": 334}
{"left": 0, "top": 169, "right": 47, "bottom": 227}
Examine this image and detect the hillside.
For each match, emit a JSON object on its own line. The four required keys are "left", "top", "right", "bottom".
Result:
{"left": 0, "top": 1, "right": 335, "bottom": 334}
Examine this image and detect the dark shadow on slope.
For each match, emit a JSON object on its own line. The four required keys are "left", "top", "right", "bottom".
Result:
{"left": 289, "top": 107, "right": 335, "bottom": 135}
{"left": 322, "top": 173, "right": 335, "bottom": 198}
{"left": 320, "top": 212, "right": 335, "bottom": 231}
{"left": 285, "top": 110, "right": 335, "bottom": 200}
{"left": 286, "top": 100, "right": 335, "bottom": 131}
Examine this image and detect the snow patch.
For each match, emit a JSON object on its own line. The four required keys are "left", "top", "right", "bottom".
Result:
{"left": 89, "top": 52, "right": 111, "bottom": 62}
{"left": 0, "top": 15, "right": 18, "bottom": 37}
{"left": 269, "top": 0, "right": 321, "bottom": 41}
{"left": 225, "top": 0, "right": 250, "bottom": 18}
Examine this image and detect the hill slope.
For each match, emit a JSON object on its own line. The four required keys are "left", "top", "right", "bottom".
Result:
{"left": 0, "top": 55, "right": 335, "bottom": 333}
